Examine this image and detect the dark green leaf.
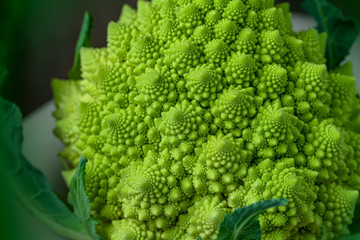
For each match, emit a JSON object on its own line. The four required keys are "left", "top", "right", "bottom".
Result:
{"left": 302, "top": 0, "right": 359, "bottom": 70}
{"left": 337, "top": 233, "right": 360, "bottom": 240}
{"left": 0, "top": 66, "right": 7, "bottom": 87}
{"left": 217, "top": 199, "right": 288, "bottom": 240}
{"left": 68, "top": 12, "right": 93, "bottom": 79}
{"left": 196, "top": 238, "right": 202, "bottom": 240}
{"left": 348, "top": 202, "right": 360, "bottom": 235}
{"left": 68, "top": 156, "right": 103, "bottom": 240}
{"left": 0, "top": 98, "right": 89, "bottom": 240}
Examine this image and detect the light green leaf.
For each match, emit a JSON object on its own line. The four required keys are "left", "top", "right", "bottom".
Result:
{"left": 68, "top": 155, "right": 103, "bottom": 240}
{"left": 0, "top": 98, "right": 89, "bottom": 240}
{"left": 302, "top": 0, "right": 359, "bottom": 70}
{"left": 216, "top": 199, "right": 288, "bottom": 240}
{"left": 68, "top": 12, "right": 93, "bottom": 79}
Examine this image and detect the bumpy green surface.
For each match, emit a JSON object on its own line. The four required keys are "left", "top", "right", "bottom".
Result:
{"left": 52, "top": 0, "right": 360, "bottom": 239}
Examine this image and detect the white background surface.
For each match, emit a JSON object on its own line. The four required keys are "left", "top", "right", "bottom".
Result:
{"left": 17, "top": 13, "right": 360, "bottom": 240}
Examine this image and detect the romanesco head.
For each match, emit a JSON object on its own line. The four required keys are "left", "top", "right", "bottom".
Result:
{"left": 53, "top": 0, "right": 360, "bottom": 239}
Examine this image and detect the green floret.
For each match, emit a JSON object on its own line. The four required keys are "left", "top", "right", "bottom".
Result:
{"left": 52, "top": 79, "right": 84, "bottom": 165}
{"left": 222, "top": 0, "right": 248, "bottom": 24}
{"left": 244, "top": 158, "right": 319, "bottom": 239}
{"left": 222, "top": 52, "right": 257, "bottom": 87}
{"left": 80, "top": 47, "right": 108, "bottom": 84}
{"left": 252, "top": 101, "right": 305, "bottom": 159}
{"left": 107, "top": 22, "right": 138, "bottom": 61}
{"left": 155, "top": 19, "right": 182, "bottom": 45}
{"left": 177, "top": 3, "right": 203, "bottom": 35}
{"left": 297, "top": 28, "right": 327, "bottom": 65}
{"left": 192, "top": 25, "right": 214, "bottom": 47}
{"left": 158, "top": 101, "right": 198, "bottom": 140}
{"left": 213, "top": 0, "right": 230, "bottom": 13}
{"left": 205, "top": 10, "right": 222, "bottom": 28}
{"left": 187, "top": 195, "right": 231, "bottom": 240}
{"left": 258, "top": 30, "right": 285, "bottom": 64}
{"left": 129, "top": 35, "right": 160, "bottom": 67}
{"left": 164, "top": 39, "right": 204, "bottom": 75}
{"left": 316, "top": 183, "right": 359, "bottom": 239}
{"left": 97, "top": 65, "right": 122, "bottom": 96}
{"left": 211, "top": 86, "right": 260, "bottom": 136}
{"left": 256, "top": 63, "right": 288, "bottom": 99}
{"left": 214, "top": 19, "right": 239, "bottom": 43}
{"left": 110, "top": 219, "right": 155, "bottom": 240}
{"left": 244, "top": 10, "right": 259, "bottom": 29}
{"left": 195, "top": 133, "right": 250, "bottom": 194}
{"left": 157, "top": 100, "right": 209, "bottom": 151}
{"left": 246, "top": 0, "right": 260, "bottom": 11}
{"left": 259, "top": 7, "right": 280, "bottom": 31}
{"left": 136, "top": 0, "right": 161, "bottom": 33}
{"left": 194, "top": 0, "right": 214, "bottom": 14}
{"left": 184, "top": 63, "right": 224, "bottom": 106}
{"left": 291, "top": 61, "right": 331, "bottom": 122}
{"left": 232, "top": 27, "right": 257, "bottom": 54}
{"left": 328, "top": 71, "right": 360, "bottom": 125}
{"left": 283, "top": 36, "right": 305, "bottom": 66}
{"left": 76, "top": 98, "right": 101, "bottom": 135}
{"left": 159, "top": 0, "right": 178, "bottom": 19}
{"left": 52, "top": 0, "right": 360, "bottom": 239}
{"left": 304, "top": 119, "right": 346, "bottom": 182}
{"left": 204, "top": 39, "right": 230, "bottom": 65}
{"left": 135, "top": 68, "right": 176, "bottom": 109}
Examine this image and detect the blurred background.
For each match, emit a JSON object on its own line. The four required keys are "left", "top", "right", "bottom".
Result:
{"left": 0, "top": 0, "right": 359, "bottom": 240}
{"left": 0, "top": 0, "right": 137, "bottom": 116}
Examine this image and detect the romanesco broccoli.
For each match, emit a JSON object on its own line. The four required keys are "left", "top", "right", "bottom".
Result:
{"left": 52, "top": 0, "right": 360, "bottom": 239}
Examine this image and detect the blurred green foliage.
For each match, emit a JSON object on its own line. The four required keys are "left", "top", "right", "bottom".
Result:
{"left": 0, "top": 0, "right": 135, "bottom": 116}
{"left": 0, "top": 157, "right": 20, "bottom": 240}
{"left": 330, "top": 0, "right": 360, "bottom": 23}
{"left": 0, "top": 70, "right": 21, "bottom": 239}
{"left": 0, "top": 0, "right": 27, "bottom": 111}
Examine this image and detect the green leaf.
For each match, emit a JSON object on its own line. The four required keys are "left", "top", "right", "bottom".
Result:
{"left": 337, "top": 233, "right": 360, "bottom": 240}
{"left": 68, "top": 12, "right": 93, "bottom": 79}
{"left": 302, "top": 0, "right": 359, "bottom": 70}
{"left": 0, "top": 98, "right": 89, "bottom": 240}
{"left": 321, "top": 226, "right": 328, "bottom": 240}
{"left": 347, "top": 202, "right": 360, "bottom": 235}
{"left": 0, "top": 65, "right": 7, "bottom": 87}
{"left": 217, "top": 199, "right": 288, "bottom": 240}
{"left": 68, "top": 155, "right": 103, "bottom": 240}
